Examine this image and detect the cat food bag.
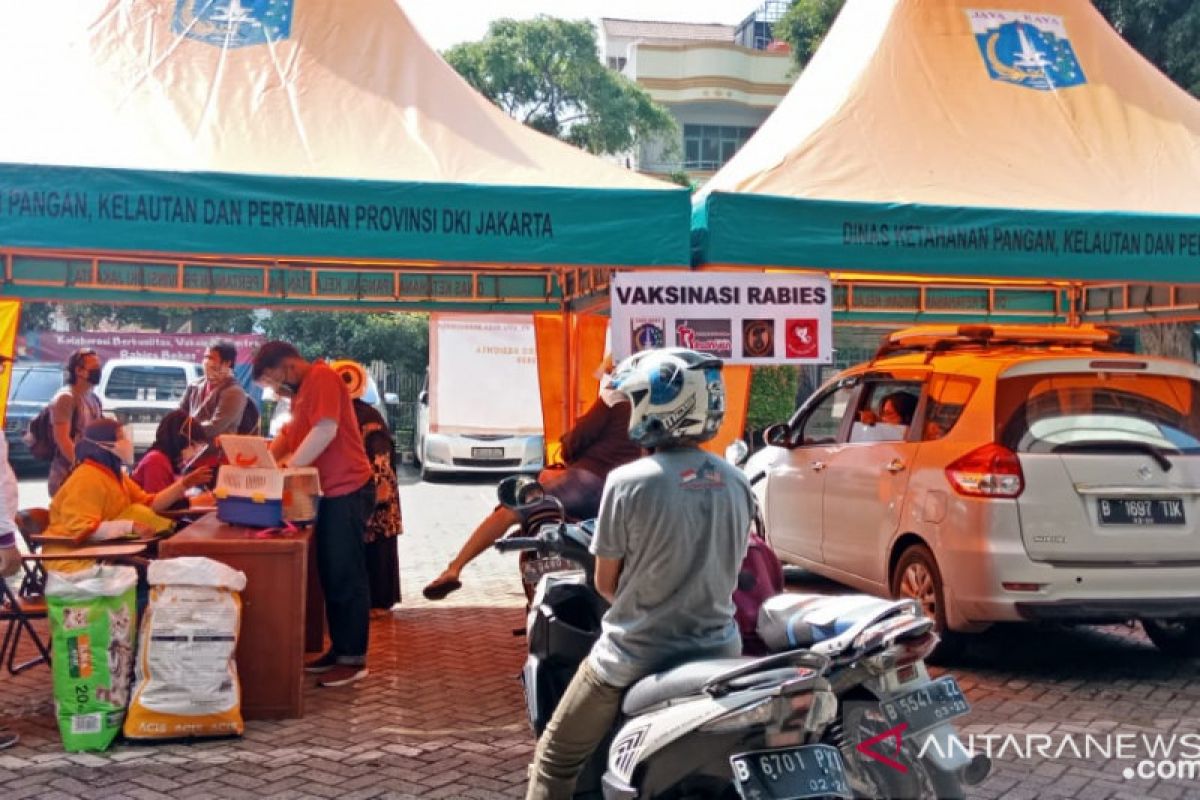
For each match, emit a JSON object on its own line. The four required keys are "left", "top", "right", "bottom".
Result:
{"left": 45, "top": 565, "right": 138, "bottom": 752}
{"left": 123, "top": 557, "right": 246, "bottom": 740}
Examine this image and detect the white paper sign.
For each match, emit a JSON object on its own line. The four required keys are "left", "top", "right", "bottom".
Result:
{"left": 610, "top": 272, "right": 832, "bottom": 365}
{"left": 430, "top": 313, "right": 544, "bottom": 435}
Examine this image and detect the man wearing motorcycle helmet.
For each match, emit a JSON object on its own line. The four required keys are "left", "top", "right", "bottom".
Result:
{"left": 526, "top": 348, "right": 755, "bottom": 800}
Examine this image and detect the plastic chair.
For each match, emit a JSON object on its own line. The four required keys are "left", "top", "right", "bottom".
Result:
{"left": 0, "top": 509, "right": 51, "bottom": 673}
{"left": 14, "top": 508, "right": 49, "bottom": 597}
{"left": 2, "top": 509, "right": 148, "bottom": 675}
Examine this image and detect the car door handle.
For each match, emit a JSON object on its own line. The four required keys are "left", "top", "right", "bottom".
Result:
{"left": 810, "top": 461, "right": 826, "bottom": 472}
{"left": 886, "top": 459, "right": 906, "bottom": 474}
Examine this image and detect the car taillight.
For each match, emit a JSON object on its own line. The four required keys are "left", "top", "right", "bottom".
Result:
{"left": 945, "top": 443, "right": 1024, "bottom": 498}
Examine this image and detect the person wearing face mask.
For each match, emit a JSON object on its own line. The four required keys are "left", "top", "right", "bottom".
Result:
{"left": 47, "top": 348, "right": 105, "bottom": 496}
{"left": 43, "top": 419, "right": 213, "bottom": 567}
{"left": 252, "top": 341, "right": 375, "bottom": 688}
{"left": 180, "top": 341, "right": 251, "bottom": 440}
{"left": 132, "top": 409, "right": 209, "bottom": 494}
{"left": 423, "top": 356, "right": 642, "bottom": 601}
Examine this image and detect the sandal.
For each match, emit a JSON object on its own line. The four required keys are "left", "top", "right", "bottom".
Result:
{"left": 422, "top": 575, "right": 462, "bottom": 601}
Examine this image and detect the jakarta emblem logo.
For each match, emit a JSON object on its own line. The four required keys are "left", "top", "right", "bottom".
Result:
{"left": 174, "top": 0, "right": 295, "bottom": 49}
{"left": 630, "top": 318, "right": 666, "bottom": 353}
{"left": 966, "top": 11, "right": 1085, "bottom": 91}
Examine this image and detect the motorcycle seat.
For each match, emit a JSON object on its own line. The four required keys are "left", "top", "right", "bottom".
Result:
{"left": 758, "top": 593, "right": 914, "bottom": 651}
{"left": 622, "top": 658, "right": 752, "bottom": 716}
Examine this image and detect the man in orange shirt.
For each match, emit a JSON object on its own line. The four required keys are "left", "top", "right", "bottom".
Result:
{"left": 252, "top": 342, "right": 375, "bottom": 688}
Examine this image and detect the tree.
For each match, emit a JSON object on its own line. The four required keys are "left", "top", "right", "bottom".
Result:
{"left": 746, "top": 366, "right": 799, "bottom": 445}
{"left": 775, "top": 0, "right": 845, "bottom": 71}
{"left": 444, "top": 17, "right": 678, "bottom": 156}
{"left": 258, "top": 312, "right": 428, "bottom": 374}
{"left": 19, "top": 303, "right": 257, "bottom": 334}
{"left": 1092, "top": 0, "right": 1200, "bottom": 96}
{"left": 776, "top": 0, "right": 1200, "bottom": 96}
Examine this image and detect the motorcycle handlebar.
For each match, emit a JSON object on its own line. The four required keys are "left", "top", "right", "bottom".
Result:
{"left": 494, "top": 537, "right": 543, "bottom": 554}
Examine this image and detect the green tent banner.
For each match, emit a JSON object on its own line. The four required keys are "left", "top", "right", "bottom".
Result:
{"left": 693, "top": 193, "right": 1200, "bottom": 282}
{"left": 0, "top": 163, "right": 691, "bottom": 268}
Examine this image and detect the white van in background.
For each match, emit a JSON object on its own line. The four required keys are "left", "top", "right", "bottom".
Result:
{"left": 414, "top": 314, "right": 545, "bottom": 480}
{"left": 96, "top": 358, "right": 203, "bottom": 453}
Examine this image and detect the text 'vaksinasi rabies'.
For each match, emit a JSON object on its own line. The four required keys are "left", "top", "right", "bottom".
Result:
{"left": 614, "top": 285, "right": 827, "bottom": 306}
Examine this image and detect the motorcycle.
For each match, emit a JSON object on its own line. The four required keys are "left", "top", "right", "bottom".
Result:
{"left": 756, "top": 594, "right": 990, "bottom": 798}
{"left": 494, "top": 476, "right": 988, "bottom": 799}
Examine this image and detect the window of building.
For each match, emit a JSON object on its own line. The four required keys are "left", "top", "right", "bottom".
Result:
{"left": 606, "top": 56, "right": 627, "bottom": 71}
{"left": 682, "top": 124, "right": 757, "bottom": 171}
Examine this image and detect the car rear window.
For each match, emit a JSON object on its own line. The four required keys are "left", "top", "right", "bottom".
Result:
{"left": 997, "top": 372, "right": 1200, "bottom": 454}
{"left": 10, "top": 368, "right": 61, "bottom": 403}
{"left": 923, "top": 373, "right": 979, "bottom": 441}
{"left": 105, "top": 366, "right": 190, "bottom": 403}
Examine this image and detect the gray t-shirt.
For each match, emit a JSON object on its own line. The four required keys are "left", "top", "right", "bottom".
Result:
{"left": 588, "top": 448, "right": 754, "bottom": 688}
{"left": 48, "top": 388, "right": 102, "bottom": 496}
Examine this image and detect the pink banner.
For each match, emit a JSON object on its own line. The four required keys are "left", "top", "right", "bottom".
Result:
{"left": 19, "top": 331, "right": 263, "bottom": 365}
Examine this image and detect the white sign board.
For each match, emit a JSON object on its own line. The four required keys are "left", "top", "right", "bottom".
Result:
{"left": 430, "top": 313, "right": 544, "bottom": 435}
{"left": 610, "top": 272, "right": 832, "bottom": 365}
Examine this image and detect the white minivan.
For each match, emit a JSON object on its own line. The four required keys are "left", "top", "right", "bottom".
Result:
{"left": 96, "top": 358, "right": 203, "bottom": 453}
{"left": 745, "top": 324, "right": 1200, "bottom": 657}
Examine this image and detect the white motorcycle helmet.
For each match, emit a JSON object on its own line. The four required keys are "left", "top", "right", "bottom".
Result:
{"left": 610, "top": 348, "right": 725, "bottom": 448}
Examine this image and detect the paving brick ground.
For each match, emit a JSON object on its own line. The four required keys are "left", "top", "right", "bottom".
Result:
{"left": 4, "top": 471, "right": 1200, "bottom": 798}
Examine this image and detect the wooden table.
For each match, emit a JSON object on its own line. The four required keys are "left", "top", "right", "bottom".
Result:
{"left": 159, "top": 513, "right": 313, "bottom": 720}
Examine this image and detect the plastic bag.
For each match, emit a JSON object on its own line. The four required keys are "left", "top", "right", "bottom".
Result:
{"left": 124, "top": 557, "right": 247, "bottom": 740}
{"left": 46, "top": 565, "right": 138, "bottom": 752}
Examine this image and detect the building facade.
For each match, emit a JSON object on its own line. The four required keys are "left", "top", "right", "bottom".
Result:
{"left": 600, "top": 2, "right": 795, "bottom": 183}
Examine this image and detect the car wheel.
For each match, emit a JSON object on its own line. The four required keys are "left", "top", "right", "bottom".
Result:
{"left": 1142, "top": 619, "right": 1200, "bottom": 657}
{"left": 891, "top": 544, "right": 963, "bottom": 663}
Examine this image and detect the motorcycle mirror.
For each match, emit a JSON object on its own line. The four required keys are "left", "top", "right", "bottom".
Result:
{"left": 724, "top": 439, "right": 749, "bottom": 467}
{"left": 497, "top": 475, "right": 546, "bottom": 509}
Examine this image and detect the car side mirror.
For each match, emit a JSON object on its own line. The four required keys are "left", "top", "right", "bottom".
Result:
{"left": 763, "top": 423, "right": 791, "bottom": 448}
{"left": 417, "top": 390, "right": 428, "bottom": 405}
{"left": 497, "top": 475, "right": 546, "bottom": 510}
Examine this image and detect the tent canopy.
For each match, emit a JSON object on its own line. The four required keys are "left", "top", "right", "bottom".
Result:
{"left": 0, "top": 0, "right": 689, "bottom": 296}
{"left": 692, "top": 0, "right": 1200, "bottom": 283}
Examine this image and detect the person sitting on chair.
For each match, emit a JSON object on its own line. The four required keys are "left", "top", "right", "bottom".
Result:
{"left": 131, "top": 410, "right": 208, "bottom": 494}
{"left": 45, "top": 419, "right": 212, "bottom": 555}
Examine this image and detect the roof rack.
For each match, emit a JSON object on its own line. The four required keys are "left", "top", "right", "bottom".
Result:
{"left": 871, "top": 324, "right": 1119, "bottom": 363}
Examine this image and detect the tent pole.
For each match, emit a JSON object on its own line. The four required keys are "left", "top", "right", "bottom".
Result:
{"left": 559, "top": 269, "right": 574, "bottom": 434}
{"left": 1067, "top": 282, "right": 1083, "bottom": 327}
